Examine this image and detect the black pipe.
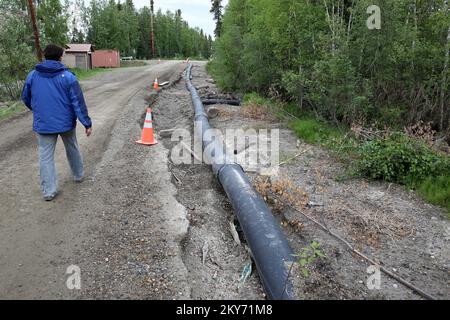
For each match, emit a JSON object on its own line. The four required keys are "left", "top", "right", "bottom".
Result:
{"left": 185, "top": 64, "right": 296, "bottom": 300}
{"left": 202, "top": 99, "right": 241, "bottom": 106}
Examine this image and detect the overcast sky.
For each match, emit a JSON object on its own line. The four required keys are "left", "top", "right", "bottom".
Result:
{"left": 132, "top": 0, "right": 229, "bottom": 37}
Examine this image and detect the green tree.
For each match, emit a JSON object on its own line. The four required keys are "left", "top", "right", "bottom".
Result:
{"left": 70, "top": 17, "right": 85, "bottom": 43}
{"left": 37, "top": 0, "right": 69, "bottom": 46}
{"left": 0, "top": 0, "right": 36, "bottom": 100}
{"left": 137, "top": 6, "right": 212, "bottom": 59}
{"left": 210, "top": 0, "right": 450, "bottom": 132}
{"left": 210, "top": 0, "right": 223, "bottom": 38}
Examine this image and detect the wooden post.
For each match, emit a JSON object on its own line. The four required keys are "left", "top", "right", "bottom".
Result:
{"left": 27, "top": 0, "right": 43, "bottom": 62}
{"left": 150, "top": 0, "right": 155, "bottom": 58}
{"left": 440, "top": 25, "right": 450, "bottom": 132}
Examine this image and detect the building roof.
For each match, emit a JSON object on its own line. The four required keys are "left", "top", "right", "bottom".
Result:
{"left": 65, "top": 44, "right": 94, "bottom": 53}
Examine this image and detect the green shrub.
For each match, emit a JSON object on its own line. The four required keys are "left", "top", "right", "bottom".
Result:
{"left": 356, "top": 133, "right": 444, "bottom": 186}
{"left": 243, "top": 92, "right": 271, "bottom": 105}
{"left": 377, "top": 106, "right": 404, "bottom": 129}
{"left": 282, "top": 102, "right": 317, "bottom": 119}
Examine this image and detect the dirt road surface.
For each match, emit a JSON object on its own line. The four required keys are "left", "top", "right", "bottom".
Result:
{"left": 0, "top": 61, "right": 253, "bottom": 299}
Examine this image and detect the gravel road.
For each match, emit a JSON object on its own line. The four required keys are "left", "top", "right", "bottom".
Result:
{"left": 0, "top": 61, "right": 188, "bottom": 299}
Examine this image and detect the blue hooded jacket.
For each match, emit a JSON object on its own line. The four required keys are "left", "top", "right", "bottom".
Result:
{"left": 22, "top": 60, "right": 92, "bottom": 134}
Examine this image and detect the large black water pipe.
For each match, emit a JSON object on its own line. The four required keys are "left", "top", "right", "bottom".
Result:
{"left": 185, "top": 64, "right": 296, "bottom": 300}
{"left": 202, "top": 99, "right": 241, "bottom": 106}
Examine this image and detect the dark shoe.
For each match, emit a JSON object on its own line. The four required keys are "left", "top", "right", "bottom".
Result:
{"left": 74, "top": 177, "right": 84, "bottom": 183}
{"left": 44, "top": 193, "right": 58, "bottom": 202}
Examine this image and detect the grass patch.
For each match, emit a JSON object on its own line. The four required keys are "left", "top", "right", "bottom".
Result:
{"left": 418, "top": 176, "right": 450, "bottom": 217}
{"left": 289, "top": 118, "right": 343, "bottom": 145}
{"left": 120, "top": 60, "right": 147, "bottom": 68}
{"left": 241, "top": 93, "right": 345, "bottom": 144}
{"left": 70, "top": 68, "right": 113, "bottom": 81}
{"left": 0, "top": 101, "right": 27, "bottom": 122}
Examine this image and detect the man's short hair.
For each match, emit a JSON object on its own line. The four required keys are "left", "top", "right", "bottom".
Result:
{"left": 44, "top": 44, "right": 64, "bottom": 61}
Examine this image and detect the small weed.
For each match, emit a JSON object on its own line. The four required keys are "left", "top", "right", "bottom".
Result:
{"left": 293, "top": 241, "right": 326, "bottom": 278}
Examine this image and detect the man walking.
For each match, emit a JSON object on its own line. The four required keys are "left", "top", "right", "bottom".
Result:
{"left": 22, "top": 44, "right": 92, "bottom": 201}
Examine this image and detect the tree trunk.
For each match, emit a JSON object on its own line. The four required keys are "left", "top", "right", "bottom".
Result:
{"left": 27, "top": 0, "right": 43, "bottom": 62}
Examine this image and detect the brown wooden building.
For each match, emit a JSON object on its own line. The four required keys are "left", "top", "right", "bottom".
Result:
{"left": 62, "top": 44, "right": 94, "bottom": 70}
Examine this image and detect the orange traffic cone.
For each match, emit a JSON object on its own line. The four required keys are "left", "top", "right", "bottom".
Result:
{"left": 153, "top": 78, "right": 159, "bottom": 89}
{"left": 136, "top": 108, "right": 158, "bottom": 146}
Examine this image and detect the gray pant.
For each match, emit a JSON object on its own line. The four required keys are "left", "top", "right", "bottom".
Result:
{"left": 37, "top": 129, "right": 84, "bottom": 198}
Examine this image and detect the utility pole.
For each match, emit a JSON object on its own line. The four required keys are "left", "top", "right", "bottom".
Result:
{"left": 440, "top": 25, "right": 449, "bottom": 132}
{"left": 27, "top": 0, "right": 43, "bottom": 62}
{"left": 150, "top": 0, "right": 155, "bottom": 58}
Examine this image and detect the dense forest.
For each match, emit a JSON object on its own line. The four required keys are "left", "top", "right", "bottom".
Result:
{"left": 208, "top": 0, "right": 449, "bottom": 211}
{"left": 209, "top": 0, "right": 450, "bottom": 132}
{"left": 80, "top": 0, "right": 213, "bottom": 59}
{"left": 0, "top": 0, "right": 212, "bottom": 100}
